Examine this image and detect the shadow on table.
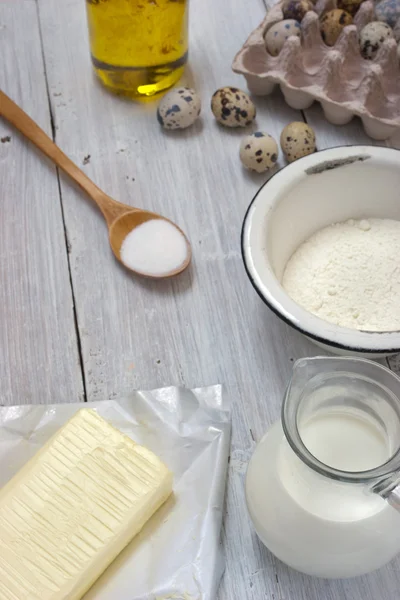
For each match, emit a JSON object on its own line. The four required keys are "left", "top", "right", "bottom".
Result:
{"left": 119, "top": 259, "right": 195, "bottom": 298}
{"left": 249, "top": 534, "right": 400, "bottom": 600}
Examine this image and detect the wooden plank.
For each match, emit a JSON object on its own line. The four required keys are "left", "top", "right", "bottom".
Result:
{"left": 0, "top": 1, "right": 84, "bottom": 405}
{"left": 36, "top": 0, "right": 400, "bottom": 598}
{"left": 36, "top": 0, "right": 308, "bottom": 402}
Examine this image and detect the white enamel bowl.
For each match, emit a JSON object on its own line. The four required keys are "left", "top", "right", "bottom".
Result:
{"left": 241, "top": 145, "right": 400, "bottom": 357}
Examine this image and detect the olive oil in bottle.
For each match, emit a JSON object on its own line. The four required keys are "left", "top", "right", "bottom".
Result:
{"left": 86, "top": 0, "right": 188, "bottom": 97}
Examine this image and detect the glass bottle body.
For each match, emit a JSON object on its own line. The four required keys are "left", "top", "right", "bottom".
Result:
{"left": 86, "top": 0, "right": 188, "bottom": 97}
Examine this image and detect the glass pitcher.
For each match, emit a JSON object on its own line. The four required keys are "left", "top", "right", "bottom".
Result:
{"left": 246, "top": 357, "right": 400, "bottom": 579}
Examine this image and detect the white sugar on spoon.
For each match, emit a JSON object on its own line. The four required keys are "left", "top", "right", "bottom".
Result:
{"left": 120, "top": 219, "right": 189, "bottom": 277}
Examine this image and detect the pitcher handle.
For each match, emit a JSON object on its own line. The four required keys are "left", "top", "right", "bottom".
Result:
{"left": 373, "top": 476, "right": 400, "bottom": 511}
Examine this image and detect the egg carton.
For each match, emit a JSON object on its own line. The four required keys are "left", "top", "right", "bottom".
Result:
{"left": 232, "top": 0, "right": 400, "bottom": 140}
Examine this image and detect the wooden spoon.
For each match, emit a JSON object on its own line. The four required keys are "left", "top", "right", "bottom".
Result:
{"left": 0, "top": 90, "right": 191, "bottom": 278}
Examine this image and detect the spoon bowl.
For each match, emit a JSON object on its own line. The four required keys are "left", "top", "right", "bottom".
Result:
{"left": 109, "top": 210, "right": 192, "bottom": 278}
{"left": 0, "top": 90, "right": 192, "bottom": 279}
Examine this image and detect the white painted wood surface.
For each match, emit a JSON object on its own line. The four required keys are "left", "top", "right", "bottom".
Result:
{"left": 1, "top": 0, "right": 400, "bottom": 598}
{"left": 0, "top": 0, "right": 83, "bottom": 405}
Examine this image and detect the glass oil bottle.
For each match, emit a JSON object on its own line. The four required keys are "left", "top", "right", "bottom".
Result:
{"left": 85, "top": 0, "right": 188, "bottom": 97}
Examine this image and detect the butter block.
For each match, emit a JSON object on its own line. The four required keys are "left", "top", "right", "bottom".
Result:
{"left": 0, "top": 409, "right": 173, "bottom": 600}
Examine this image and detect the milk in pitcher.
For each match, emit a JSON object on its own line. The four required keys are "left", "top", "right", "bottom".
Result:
{"left": 246, "top": 358, "right": 400, "bottom": 578}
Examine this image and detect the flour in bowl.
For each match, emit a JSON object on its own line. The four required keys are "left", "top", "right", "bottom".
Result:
{"left": 282, "top": 218, "right": 400, "bottom": 331}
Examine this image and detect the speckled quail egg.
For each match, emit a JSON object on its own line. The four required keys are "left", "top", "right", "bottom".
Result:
{"left": 337, "top": 0, "right": 364, "bottom": 17}
{"left": 282, "top": 0, "right": 314, "bottom": 21}
{"left": 265, "top": 20, "right": 301, "bottom": 56}
{"left": 157, "top": 87, "right": 201, "bottom": 130}
{"left": 375, "top": 0, "right": 400, "bottom": 29}
{"left": 280, "top": 122, "right": 316, "bottom": 163}
{"left": 320, "top": 9, "right": 353, "bottom": 46}
{"left": 359, "top": 21, "right": 394, "bottom": 59}
{"left": 239, "top": 132, "right": 279, "bottom": 173}
{"left": 211, "top": 87, "right": 256, "bottom": 128}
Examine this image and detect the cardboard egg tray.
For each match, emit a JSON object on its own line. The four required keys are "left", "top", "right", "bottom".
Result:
{"left": 232, "top": 0, "right": 400, "bottom": 140}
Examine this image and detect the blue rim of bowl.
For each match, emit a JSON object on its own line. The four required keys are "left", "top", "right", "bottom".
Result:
{"left": 241, "top": 145, "right": 400, "bottom": 355}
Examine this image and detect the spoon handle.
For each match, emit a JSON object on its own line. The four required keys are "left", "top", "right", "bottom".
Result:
{"left": 0, "top": 90, "right": 123, "bottom": 224}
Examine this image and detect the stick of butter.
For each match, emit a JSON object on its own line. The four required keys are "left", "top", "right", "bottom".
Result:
{"left": 0, "top": 408, "right": 173, "bottom": 599}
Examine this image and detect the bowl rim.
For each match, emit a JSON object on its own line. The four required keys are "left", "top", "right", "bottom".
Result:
{"left": 241, "top": 144, "right": 400, "bottom": 354}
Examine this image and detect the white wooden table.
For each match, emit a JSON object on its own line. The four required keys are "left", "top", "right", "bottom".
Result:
{"left": 1, "top": 1, "right": 400, "bottom": 598}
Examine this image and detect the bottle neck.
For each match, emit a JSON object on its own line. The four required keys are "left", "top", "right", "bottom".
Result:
{"left": 283, "top": 357, "right": 400, "bottom": 486}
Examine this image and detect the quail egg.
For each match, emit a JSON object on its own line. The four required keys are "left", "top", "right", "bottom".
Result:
{"left": 265, "top": 19, "right": 301, "bottom": 56}
{"left": 375, "top": 0, "right": 400, "bottom": 29}
{"left": 337, "top": 0, "right": 364, "bottom": 17}
{"left": 320, "top": 9, "right": 353, "bottom": 46}
{"left": 282, "top": 0, "right": 314, "bottom": 21}
{"left": 359, "top": 21, "right": 394, "bottom": 59}
{"left": 239, "top": 132, "right": 279, "bottom": 173}
{"left": 157, "top": 87, "right": 201, "bottom": 130}
{"left": 280, "top": 122, "right": 316, "bottom": 163}
{"left": 211, "top": 87, "right": 256, "bottom": 127}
